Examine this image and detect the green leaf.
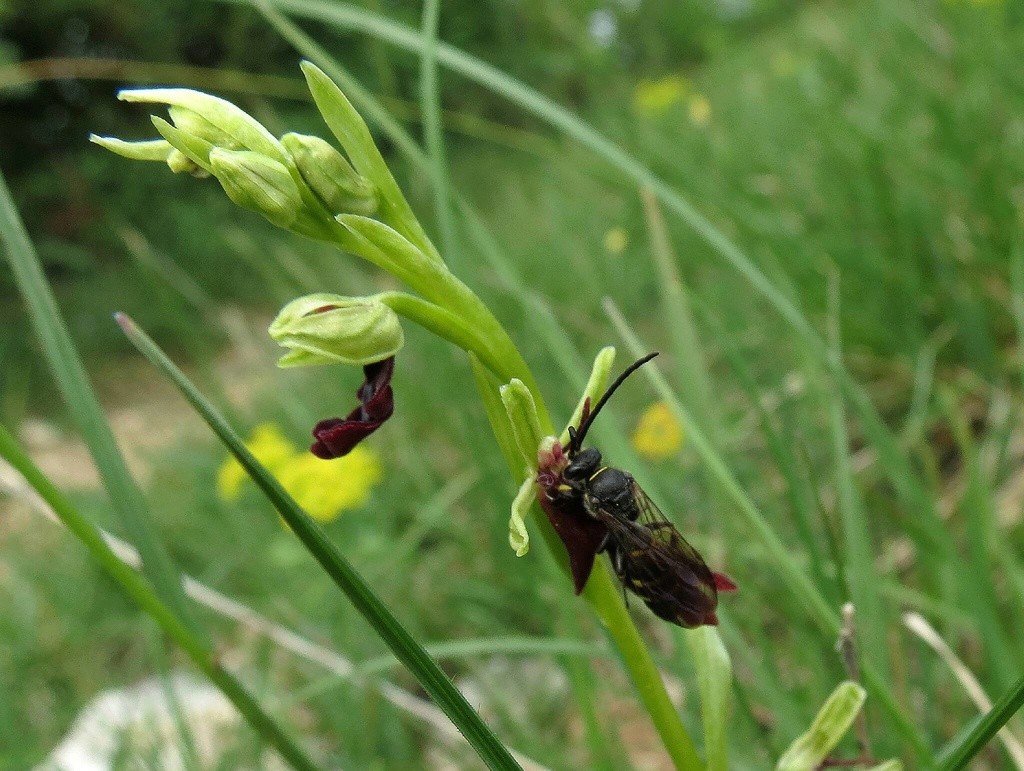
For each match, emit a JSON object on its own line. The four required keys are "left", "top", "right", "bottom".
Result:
{"left": 116, "top": 314, "right": 522, "bottom": 771}
{"left": 469, "top": 353, "right": 523, "bottom": 479}
{"left": 336, "top": 213, "right": 445, "bottom": 301}
{"left": 937, "top": 674, "right": 1024, "bottom": 769}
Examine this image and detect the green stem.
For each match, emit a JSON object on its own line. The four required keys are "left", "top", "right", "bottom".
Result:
{"left": 0, "top": 424, "right": 320, "bottom": 771}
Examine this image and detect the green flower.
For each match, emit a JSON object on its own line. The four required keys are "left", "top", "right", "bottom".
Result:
{"left": 268, "top": 293, "right": 404, "bottom": 368}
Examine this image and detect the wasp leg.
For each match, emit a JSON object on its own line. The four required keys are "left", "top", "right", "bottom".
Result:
{"left": 596, "top": 532, "right": 611, "bottom": 554}
{"left": 646, "top": 521, "right": 674, "bottom": 532}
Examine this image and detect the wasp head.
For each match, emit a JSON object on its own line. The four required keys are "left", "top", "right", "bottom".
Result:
{"left": 563, "top": 447, "right": 601, "bottom": 489}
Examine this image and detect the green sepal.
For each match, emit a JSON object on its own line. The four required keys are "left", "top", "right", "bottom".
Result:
{"left": 119, "top": 87, "right": 287, "bottom": 164}
{"left": 152, "top": 116, "right": 215, "bottom": 175}
{"left": 88, "top": 136, "right": 173, "bottom": 162}
{"left": 560, "top": 346, "right": 617, "bottom": 443}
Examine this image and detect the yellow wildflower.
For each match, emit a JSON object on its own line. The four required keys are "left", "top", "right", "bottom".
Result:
{"left": 216, "top": 423, "right": 297, "bottom": 501}
{"left": 274, "top": 445, "right": 383, "bottom": 523}
{"left": 631, "top": 401, "right": 684, "bottom": 460}
{"left": 603, "top": 227, "right": 628, "bottom": 255}
{"left": 688, "top": 94, "right": 711, "bottom": 127}
{"left": 633, "top": 75, "right": 689, "bottom": 115}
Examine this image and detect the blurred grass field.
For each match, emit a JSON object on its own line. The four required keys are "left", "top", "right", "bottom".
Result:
{"left": 2, "top": 0, "right": 1024, "bottom": 767}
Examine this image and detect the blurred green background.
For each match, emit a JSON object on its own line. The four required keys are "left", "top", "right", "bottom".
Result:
{"left": 3, "top": 0, "right": 1024, "bottom": 768}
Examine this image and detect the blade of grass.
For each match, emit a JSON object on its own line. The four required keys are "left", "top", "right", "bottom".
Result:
{"left": 0, "top": 424, "right": 320, "bottom": 771}
{"left": 937, "top": 674, "right": 1024, "bottom": 770}
{"left": 240, "top": 11, "right": 703, "bottom": 768}
{"left": 905, "top": 612, "right": 1024, "bottom": 769}
{"left": 115, "top": 313, "right": 522, "bottom": 771}
{"left": 419, "top": 0, "right": 456, "bottom": 258}
{"left": 602, "top": 297, "right": 929, "bottom": 759}
{"left": 247, "top": 0, "right": 951, "bottom": 552}
{"left": 937, "top": 387, "right": 1020, "bottom": 692}
{"left": 825, "top": 268, "right": 887, "bottom": 682}
{"left": 0, "top": 169, "right": 202, "bottom": 638}
{"left": 640, "top": 189, "right": 733, "bottom": 770}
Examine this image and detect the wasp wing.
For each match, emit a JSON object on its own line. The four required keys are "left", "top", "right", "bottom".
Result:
{"left": 584, "top": 481, "right": 720, "bottom": 628}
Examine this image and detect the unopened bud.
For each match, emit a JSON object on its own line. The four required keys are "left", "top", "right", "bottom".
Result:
{"left": 269, "top": 293, "right": 404, "bottom": 368}
{"left": 281, "top": 133, "right": 378, "bottom": 216}
{"left": 167, "top": 105, "right": 239, "bottom": 150}
{"left": 118, "top": 88, "right": 286, "bottom": 163}
{"left": 209, "top": 148, "right": 302, "bottom": 229}
{"left": 166, "top": 148, "right": 209, "bottom": 177}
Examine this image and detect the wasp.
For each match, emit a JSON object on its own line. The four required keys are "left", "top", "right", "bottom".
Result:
{"left": 537, "top": 353, "right": 736, "bottom": 628}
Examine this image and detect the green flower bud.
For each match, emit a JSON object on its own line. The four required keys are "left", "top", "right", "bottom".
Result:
{"left": 152, "top": 116, "right": 215, "bottom": 174}
{"left": 776, "top": 681, "right": 866, "bottom": 771}
{"left": 281, "top": 133, "right": 378, "bottom": 216}
{"left": 167, "top": 105, "right": 240, "bottom": 151}
{"left": 166, "top": 149, "right": 209, "bottom": 177}
{"left": 269, "top": 293, "right": 404, "bottom": 368}
{"left": 118, "top": 88, "right": 286, "bottom": 164}
{"left": 209, "top": 148, "right": 302, "bottom": 229}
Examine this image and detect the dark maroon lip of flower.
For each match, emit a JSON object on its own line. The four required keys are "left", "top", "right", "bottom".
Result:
{"left": 537, "top": 492, "right": 607, "bottom": 595}
{"left": 310, "top": 356, "right": 395, "bottom": 459}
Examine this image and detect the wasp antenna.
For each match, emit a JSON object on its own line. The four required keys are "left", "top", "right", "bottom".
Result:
{"left": 571, "top": 352, "right": 659, "bottom": 451}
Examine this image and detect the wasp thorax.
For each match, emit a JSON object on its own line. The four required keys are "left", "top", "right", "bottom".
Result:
{"left": 564, "top": 447, "right": 602, "bottom": 481}
{"left": 587, "top": 467, "right": 636, "bottom": 516}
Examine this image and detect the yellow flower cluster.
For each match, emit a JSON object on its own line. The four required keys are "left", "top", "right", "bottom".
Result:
{"left": 631, "top": 401, "right": 684, "bottom": 460}
{"left": 216, "top": 422, "right": 382, "bottom": 522}
{"left": 632, "top": 75, "right": 712, "bottom": 126}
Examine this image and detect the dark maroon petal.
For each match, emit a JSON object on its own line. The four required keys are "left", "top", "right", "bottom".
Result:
{"left": 537, "top": 491, "right": 608, "bottom": 595}
{"left": 712, "top": 572, "right": 738, "bottom": 593}
{"left": 310, "top": 356, "right": 395, "bottom": 459}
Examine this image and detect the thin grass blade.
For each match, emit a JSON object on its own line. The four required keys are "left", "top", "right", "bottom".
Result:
{"left": 937, "top": 675, "right": 1024, "bottom": 770}
{"left": 115, "top": 313, "right": 522, "bottom": 771}
{"left": 0, "top": 424, "right": 320, "bottom": 771}
{"left": 0, "top": 169, "right": 201, "bottom": 638}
